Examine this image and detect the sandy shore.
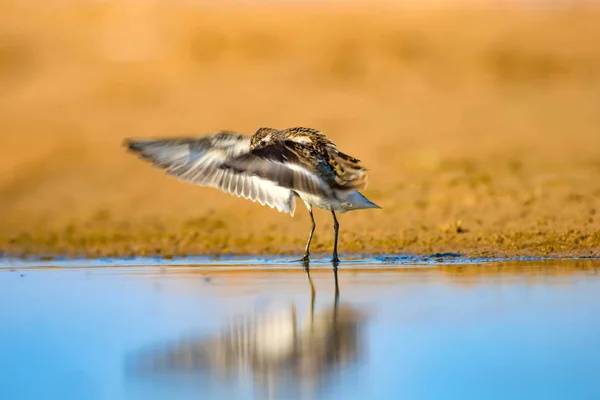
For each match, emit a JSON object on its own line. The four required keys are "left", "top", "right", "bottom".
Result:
{"left": 1, "top": 2, "right": 599, "bottom": 258}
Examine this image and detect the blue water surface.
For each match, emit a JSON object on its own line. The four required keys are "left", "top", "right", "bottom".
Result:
{"left": 1, "top": 260, "right": 599, "bottom": 400}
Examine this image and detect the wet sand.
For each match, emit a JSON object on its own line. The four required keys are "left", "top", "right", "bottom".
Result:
{"left": 2, "top": 259, "right": 600, "bottom": 399}
{"left": 1, "top": 2, "right": 600, "bottom": 258}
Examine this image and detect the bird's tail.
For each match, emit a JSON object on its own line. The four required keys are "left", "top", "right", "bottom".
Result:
{"left": 338, "top": 191, "right": 381, "bottom": 212}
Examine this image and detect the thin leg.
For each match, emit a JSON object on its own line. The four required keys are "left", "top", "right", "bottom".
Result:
{"left": 302, "top": 208, "right": 316, "bottom": 262}
{"left": 331, "top": 210, "right": 340, "bottom": 264}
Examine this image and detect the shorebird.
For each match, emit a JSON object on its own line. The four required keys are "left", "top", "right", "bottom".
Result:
{"left": 124, "top": 127, "right": 380, "bottom": 263}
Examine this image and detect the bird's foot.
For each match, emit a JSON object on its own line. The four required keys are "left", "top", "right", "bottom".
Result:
{"left": 332, "top": 253, "right": 340, "bottom": 267}
{"left": 292, "top": 254, "right": 311, "bottom": 264}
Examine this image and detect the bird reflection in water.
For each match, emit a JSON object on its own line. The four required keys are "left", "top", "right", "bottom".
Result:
{"left": 128, "top": 261, "right": 367, "bottom": 399}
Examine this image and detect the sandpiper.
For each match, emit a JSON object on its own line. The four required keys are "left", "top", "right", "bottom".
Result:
{"left": 124, "top": 127, "right": 380, "bottom": 263}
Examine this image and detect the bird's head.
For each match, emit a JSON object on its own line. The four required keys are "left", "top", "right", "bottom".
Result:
{"left": 250, "top": 127, "right": 279, "bottom": 150}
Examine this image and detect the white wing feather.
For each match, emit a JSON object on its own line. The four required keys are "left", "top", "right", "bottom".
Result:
{"left": 125, "top": 131, "right": 296, "bottom": 216}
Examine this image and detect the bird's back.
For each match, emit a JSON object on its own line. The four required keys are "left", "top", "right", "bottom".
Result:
{"left": 279, "top": 127, "right": 369, "bottom": 191}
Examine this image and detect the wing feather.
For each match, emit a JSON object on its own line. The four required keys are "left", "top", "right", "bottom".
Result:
{"left": 223, "top": 141, "right": 333, "bottom": 197}
{"left": 124, "top": 131, "right": 296, "bottom": 215}
{"left": 242, "top": 176, "right": 250, "bottom": 198}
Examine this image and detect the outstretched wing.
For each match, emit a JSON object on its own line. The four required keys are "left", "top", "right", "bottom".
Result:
{"left": 124, "top": 131, "right": 296, "bottom": 215}
{"left": 223, "top": 140, "right": 334, "bottom": 197}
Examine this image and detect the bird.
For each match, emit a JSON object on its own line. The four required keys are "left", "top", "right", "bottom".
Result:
{"left": 124, "top": 126, "right": 380, "bottom": 263}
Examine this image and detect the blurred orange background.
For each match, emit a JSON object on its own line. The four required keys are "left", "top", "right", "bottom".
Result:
{"left": 1, "top": 0, "right": 599, "bottom": 258}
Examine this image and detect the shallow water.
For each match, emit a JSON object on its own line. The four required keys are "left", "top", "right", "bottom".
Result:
{"left": 1, "top": 258, "right": 600, "bottom": 400}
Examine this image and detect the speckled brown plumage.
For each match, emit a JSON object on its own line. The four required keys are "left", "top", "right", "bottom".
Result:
{"left": 248, "top": 126, "right": 369, "bottom": 191}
